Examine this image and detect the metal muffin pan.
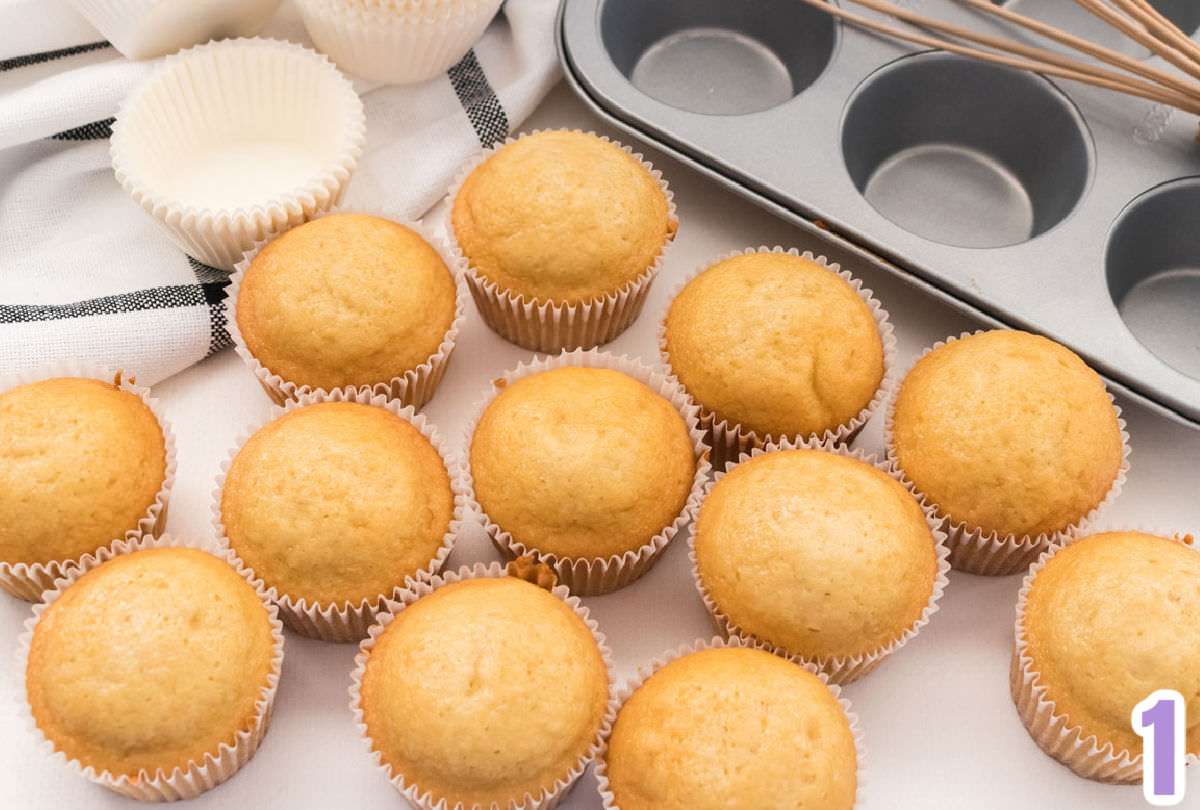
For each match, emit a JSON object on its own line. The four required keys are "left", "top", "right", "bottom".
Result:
{"left": 558, "top": 0, "right": 1200, "bottom": 428}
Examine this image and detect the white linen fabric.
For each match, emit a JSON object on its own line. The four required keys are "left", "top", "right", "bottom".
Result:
{"left": 0, "top": 0, "right": 560, "bottom": 384}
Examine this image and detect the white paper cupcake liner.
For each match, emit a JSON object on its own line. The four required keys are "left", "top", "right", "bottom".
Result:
{"left": 111, "top": 38, "right": 366, "bottom": 271}
{"left": 14, "top": 533, "right": 285, "bottom": 801}
{"left": 295, "top": 0, "right": 503, "bottom": 84}
{"left": 461, "top": 349, "right": 712, "bottom": 596}
{"left": 883, "top": 331, "right": 1131, "bottom": 577}
{"left": 1011, "top": 528, "right": 1199, "bottom": 784}
{"left": 348, "top": 561, "right": 617, "bottom": 810}
{"left": 212, "top": 388, "right": 466, "bottom": 642}
{"left": 595, "top": 635, "right": 867, "bottom": 809}
{"left": 67, "top": 0, "right": 281, "bottom": 60}
{"left": 228, "top": 207, "right": 468, "bottom": 408}
{"left": 688, "top": 436, "right": 950, "bottom": 685}
{"left": 446, "top": 130, "right": 678, "bottom": 353}
{"left": 657, "top": 247, "right": 896, "bottom": 472}
{"left": 0, "top": 362, "right": 178, "bottom": 602}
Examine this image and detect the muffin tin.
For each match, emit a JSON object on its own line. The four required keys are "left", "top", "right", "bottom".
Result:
{"left": 558, "top": 0, "right": 1200, "bottom": 429}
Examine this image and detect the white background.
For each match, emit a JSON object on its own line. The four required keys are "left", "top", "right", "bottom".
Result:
{"left": 2, "top": 83, "right": 1198, "bottom": 809}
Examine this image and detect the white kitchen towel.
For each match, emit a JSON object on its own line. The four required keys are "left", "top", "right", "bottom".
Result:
{"left": 0, "top": 0, "right": 561, "bottom": 385}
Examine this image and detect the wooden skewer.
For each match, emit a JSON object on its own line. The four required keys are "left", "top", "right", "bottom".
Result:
{"left": 1110, "top": 0, "right": 1200, "bottom": 65}
{"left": 1065, "top": 0, "right": 1200, "bottom": 85}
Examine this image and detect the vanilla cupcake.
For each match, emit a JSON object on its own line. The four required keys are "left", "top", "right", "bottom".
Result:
{"left": 0, "top": 374, "right": 172, "bottom": 600}
{"left": 353, "top": 565, "right": 612, "bottom": 809}
{"left": 451, "top": 130, "right": 677, "bottom": 351}
{"left": 692, "top": 444, "right": 946, "bottom": 682}
{"left": 233, "top": 213, "right": 463, "bottom": 407}
{"left": 661, "top": 249, "right": 891, "bottom": 469}
{"left": 888, "top": 330, "right": 1127, "bottom": 575}
{"left": 1013, "top": 530, "right": 1200, "bottom": 783}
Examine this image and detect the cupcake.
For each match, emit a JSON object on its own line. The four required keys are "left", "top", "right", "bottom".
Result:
{"left": 0, "top": 373, "right": 174, "bottom": 601}
{"left": 466, "top": 352, "right": 706, "bottom": 594}
{"left": 20, "top": 542, "right": 283, "bottom": 800}
{"left": 217, "top": 393, "right": 461, "bottom": 641}
{"left": 692, "top": 442, "right": 947, "bottom": 682}
{"left": 233, "top": 212, "right": 464, "bottom": 406}
{"left": 295, "top": 0, "right": 505, "bottom": 84}
{"left": 450, "top": 130, "right": 677, "bottom": 351}
{"left": 888, "top": 330, "right": 1128, "bottom": 575}
{"left": 1013, "top": 530, "right": 1200, "bottom": 783}
{"left": 661, "top": 248, "right": 891, "bottom": 470}
{"left": 352, "top": 564, "right": 612, "bottom": 809}
{"left": 600, "top": 641, "right": 861, "bottom": 810}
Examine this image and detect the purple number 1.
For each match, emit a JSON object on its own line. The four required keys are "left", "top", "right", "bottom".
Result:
{"left": 1132, "top": 690, "right": 1187, "bottom": 806}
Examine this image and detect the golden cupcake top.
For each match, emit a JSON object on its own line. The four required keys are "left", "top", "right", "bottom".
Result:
{"left": 694, "top": 449, "right": 938, "bottom": 659}
{"left": 236, "top": 214, "right": 457, "bottom": 390}
{"left": 470, "top": 366, "right": 696, "bottom": 559}
{"left": 1023, "top": 531, "right": 1200, "bottom": 758}
{"left": 891, "top": 330, "right": 1123, "bottom": 538}
{"left": 451, "top": 130, "right": 676, "bottom": 304}
{"left": 664, "top": 252, "right": 884, "bottom": 438}
{"left": 360, "top": 576, "right": 609, "bottom": 806}
{"left": 0, "top": 377, "right": 167, "bottom": 567}
{"left": 26, "top": 548, "right": 275, "bottom": 778}
{"left": 606, "top": 646, "right": 857, "bottom": 810}
{"left": 221, "top": 402, "right": 454, "bottom": 606}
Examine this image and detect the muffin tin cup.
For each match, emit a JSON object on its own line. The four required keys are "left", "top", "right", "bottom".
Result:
{"left": 295, "top": 0, "right": 504, "bottom": 84}
{"left": 348, "top": 561, "right": 617, "bottom": 810}
{"left": 228, "top": 207, "right": 468, "bottom": 408}
{"left": 0, "top": 362, "right": 178, "bottom": 602}
{"left": 1010, "top": 529, "right": 1200, "bottom": 784}
{"left": 211, "top": 388, "right": 467, "bottom": 643}
{"left": 687, "top": 436, "right": 951, "bottom": 685}
{"left": 883, "top": 331, "right": 1131, "bottom": 576}
{"left": 594, "top": 635, "right": 867, "bottom": 809}
{"left": 657, "top": 247, "right": 897, "bottom": 472}
{"left": 460, "top": 349, "right": 711, "bottom": 596}
{"left": 67, "top": 0, "right": 281, "bottom": 60}
{"left": 13, "top": 533, "right": 286, "bottom": 801}
{"left": 446, "top": 129, "right": 678, "bottom": 353}
{"left": 110, "top": 38, "right": 366, "bottom": 271}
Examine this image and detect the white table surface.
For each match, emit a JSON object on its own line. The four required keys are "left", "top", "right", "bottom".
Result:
{"left": 3, "top": 81, "right": 1198, "bottom": 810}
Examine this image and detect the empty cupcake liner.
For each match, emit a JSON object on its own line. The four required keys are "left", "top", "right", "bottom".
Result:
{"left": 883, "top": 330, "right": 1131, "bottom": 576}
{"left": 0, "top": 362, "right": 177, "bottom": 602}
{"left": 688, "top": 436, "right": 950, "bottom": 685}
{"left": 657, "top": 247, "right": 896, "bottom": 472}
{"left": 111, "top": 38, "right": 366, "bottom": 271}
{"left": 228, "top": 207, "right": 468, "bottom": 408}
{"left": 1011, "top": 529, "right": 1199, "bottom": 784}
{"left": 211, "top": 388, "right": 466, "bottom": 642}
{"left": 595, "top": 635, "right": 867, "bottom": 810}
{"left": 446, "top": 129, "right": 678, "bottom": 353}
{"left": 460, "top": 349, "right": 712, "bottom": 596}
{"left": 67, "top": 0, "right": 282, "bottom": 60}
{"left": 349, "top": 561, "right": 617, "bottom": 810}
{"left": 14, "top": 533, "right": 285, "bottom": 801}
{"left": 295, "top": 0, "right": 503, "bottom": 84}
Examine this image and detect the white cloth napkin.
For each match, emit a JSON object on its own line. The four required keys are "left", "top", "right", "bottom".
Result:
{"left": 0, "top": 0, "right": 561, "bottom": 385}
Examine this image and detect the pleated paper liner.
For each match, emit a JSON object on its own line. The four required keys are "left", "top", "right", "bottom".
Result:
{"left": 0, "top": 362, "right": 177, "bottom": 602}
{"left": 883, "top": 330, "right": 1131, "bottom": 576}
{"left": 111, "top": 38, "right": 365, "bottom": 271}
{"left": 656, "top": 246, "right": 897, "bottom": 471}
{"left": 446, "top": 129, "right": 678, "bottom": 353}
{"left": 211, "top": 387, "right": 466, "bottom": 642}
{"left": 688, "top": 436, "right": 950, "bottom": 685}
{"left": 348, "top": 561, "right": 617, "bottom": 810}
{"left": 295, "top": 0, "right": 504, "bottom": 84}
{"left": 66, "top": 0, "right": 280, "bottom": 60}
{"left": 14, "top": 533, "right": 285, "bottom": 801}
{"left": 1010, "top": 529, "right": 1200, "bottom": 784}
{"left": 228, "top": 207, "right": 468, "bottom": 409}
{"left": 595, "top": 635, "right": 868, "bottom": 810}
{"left": 460, "top": 349, "right": 712, "bottom": 596}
